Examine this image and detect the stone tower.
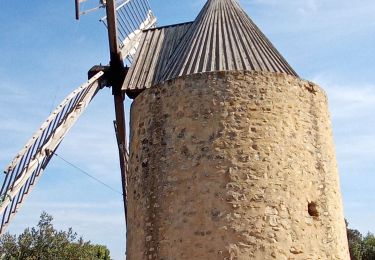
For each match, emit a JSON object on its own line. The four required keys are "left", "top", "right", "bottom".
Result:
{"left": 122, "top": 0, "right": 350, "bottom": 259}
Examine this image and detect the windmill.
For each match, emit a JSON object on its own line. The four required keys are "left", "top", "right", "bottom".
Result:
{"left": 1, "top": 0, "right": 350, "bottom": 258}
{"left": 0, "top": 0, "right": 156, "bottom": 235}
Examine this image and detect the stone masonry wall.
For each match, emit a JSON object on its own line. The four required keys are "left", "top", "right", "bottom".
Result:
{"left": 127, "top": 71, "right": 350, "bottom": 260}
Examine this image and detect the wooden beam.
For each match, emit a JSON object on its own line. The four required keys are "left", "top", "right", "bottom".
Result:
{"left": 113, "top": 94, "right": 128, "bottom": 225}
{"left": 75, "top": 0, "right": 80, "bottom": 20}
{"left": 106, "top": 0, "right": 122, "bottom": 67}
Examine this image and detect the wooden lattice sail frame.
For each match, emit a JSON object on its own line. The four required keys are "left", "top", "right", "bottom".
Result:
{"left": 0, "top": 0, "right": 156, "bottom": 236}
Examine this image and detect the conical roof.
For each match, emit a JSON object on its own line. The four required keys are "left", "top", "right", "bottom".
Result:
{"left": 159, "top": 0, "right": 298, "bottom": 81}
{"left": 123, "top": 0, "right": 298, "bottom": 96}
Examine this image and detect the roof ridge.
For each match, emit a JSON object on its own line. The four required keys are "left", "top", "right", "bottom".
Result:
{"left": 143, "top": 21, "right": 194, "bottom": 32}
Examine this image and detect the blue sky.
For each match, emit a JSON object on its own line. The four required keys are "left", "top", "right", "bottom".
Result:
{"left": 0, "top": 0, "right": 374, "bottom": 259}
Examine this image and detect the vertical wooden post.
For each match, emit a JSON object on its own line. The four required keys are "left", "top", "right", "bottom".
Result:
{"left": 75, "top": 0, "right": 80, "bottom": 20}
{"left": 113, "top": 93, "right": 128, "bottom": 225}
{"left": 105, "top": 0, "right": 128, "bottom": 227}
{"left": 105, "top": 0, "right": 122, "bottom": 69}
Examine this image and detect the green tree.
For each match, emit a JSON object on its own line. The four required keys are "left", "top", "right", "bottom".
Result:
{"left": 347, "top": 220, "right": 375, "bottom": 260}
{"left": 347, "top": 220, "right": 363, "bottom": 260}
{"left": 0, "top": 212, "right": 111, "bottom": 260}
{"left": 362, "top": 233, "right": 375, "bottom": 260}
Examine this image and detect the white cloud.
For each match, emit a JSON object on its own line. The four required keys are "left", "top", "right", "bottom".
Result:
{"left": 317, "top": 82, "right": 375, "bottom": 121}
{"left": 311, "top": 76, "right": 375, "bottom": 167}
{"left": 311, "top": 76, "right": 375, "bottom": 235}
{"left": 242, "top": 0, "right": 375, "bottom": 37}
{"left": 244, "top": 0, "right": 318, "bottom": 13}
{"left": 297, "top": 0, "right": 318, "bottom": 15}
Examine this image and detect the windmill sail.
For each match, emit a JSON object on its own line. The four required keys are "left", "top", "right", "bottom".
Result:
{"left": 0, "top": 0, "right": 157, "bottom": 237}
{"left": 0, "top": 72, "right": 105, "bottom": 235}
{"left": 101, "top": 0, "right": 157, "bottom": 62}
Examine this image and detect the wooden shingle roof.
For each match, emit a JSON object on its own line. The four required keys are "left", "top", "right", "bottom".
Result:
{"left": 123, "top": 0, "right": 298, "bottom": 97}
{"left": 123, "top": 22, "right": 193, "bottom": 97}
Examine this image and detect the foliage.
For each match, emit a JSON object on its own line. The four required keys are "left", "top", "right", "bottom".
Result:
{"left": 347, "top": 220, "right": 375, "bottom": 260}
{"left": 0, "top": 212, "right": 110, "bottom": 260}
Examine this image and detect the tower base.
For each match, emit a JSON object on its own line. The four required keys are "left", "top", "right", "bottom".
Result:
{"left": 127, "top": 71, "right": 349, "bottom": 260}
